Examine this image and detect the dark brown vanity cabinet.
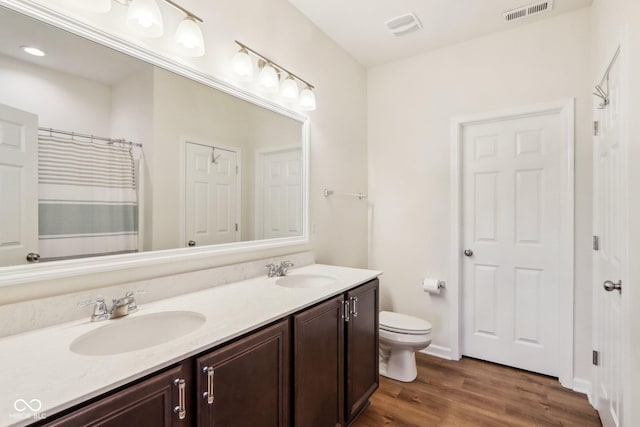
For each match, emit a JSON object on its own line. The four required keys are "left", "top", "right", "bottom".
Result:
{"left": 294, "top": 279, "right": 379, "bottom": 427}
{"left": 43, "top": 363, "right": 193, "bottom": 427}
{"left": 43, "top": 321, "right": 290, "bottom": 427}
{"left": 195, "top": 319, "right": 290, "bottom": 427}
{"left": 40, "top": 279, "right": 378, "bottom": 427}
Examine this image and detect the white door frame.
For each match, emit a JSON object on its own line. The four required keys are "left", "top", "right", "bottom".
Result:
{"left": 450, "top": 99, "right": 575, "bottom": 388}
{"left": 179, "top": 137, "right": 242, "bottom": 247}
{"left": 592, "top": 27, "right": 630, "bottom": 427}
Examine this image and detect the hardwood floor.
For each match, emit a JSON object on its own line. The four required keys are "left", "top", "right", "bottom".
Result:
{"left": 353, "top": 353, "right": 601, "bottom": 427}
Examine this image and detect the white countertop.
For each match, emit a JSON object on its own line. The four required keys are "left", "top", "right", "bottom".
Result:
{"left": 0, "top": 264, "right": 381, "bottom": 426}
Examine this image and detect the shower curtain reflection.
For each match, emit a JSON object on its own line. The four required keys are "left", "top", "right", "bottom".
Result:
{"left": 37, "top": 131, "right": 140, "bottom": 261}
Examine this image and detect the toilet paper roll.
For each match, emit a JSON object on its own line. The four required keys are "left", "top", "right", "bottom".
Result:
{"left": 422, "top": 278, "right": 444, "bottom": 295}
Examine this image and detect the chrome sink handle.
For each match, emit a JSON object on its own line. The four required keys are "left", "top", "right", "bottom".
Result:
{"left": 125, "top": 290, "right": 148, "bottom": 314}
{"left": 265, "top": 263, "right": 278, "bottom": 278}
{"left": 78, "top": 296, "right": 110, "bottom": 322}
{"left": 279, "top": 261, "right": 294, "bottom": 276}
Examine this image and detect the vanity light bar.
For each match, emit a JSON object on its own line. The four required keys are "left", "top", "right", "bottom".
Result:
{"left": 162, "top": 0, "right": 203, "bottom": 23}
{"left": 115, "top": 0, "right": 203, "bottom": 21}
{"left": 234, "top": 40, "right": 314, "bottom": 90}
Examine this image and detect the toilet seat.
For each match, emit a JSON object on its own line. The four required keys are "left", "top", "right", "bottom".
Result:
{"left": 379, "top": 311, "right": 432, "bottom": 335}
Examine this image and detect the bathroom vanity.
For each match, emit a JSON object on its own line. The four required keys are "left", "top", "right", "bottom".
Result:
{"left": 0, "top": 265, "right": 380, "bottom": 427}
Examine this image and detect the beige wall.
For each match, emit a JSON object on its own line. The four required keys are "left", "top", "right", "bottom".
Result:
{"left": 590, "top": 0, "right": 640, "bottom": 423}
{"left": 110, "top": 67, "right": 155, "bottom": 250}
{"left": 367, "top": 8, "right": 593, "bottom": 381}
{"left": 151, "top": 67, "right": 302, "bottom": 248}
{"left": 0, "top": 53, "right": 112, "bottom": 134}
{"left": 0, "top": 0, "right": 368, "bottom": 304}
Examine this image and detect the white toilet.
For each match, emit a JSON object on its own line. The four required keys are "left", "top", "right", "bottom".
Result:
{"left": 379, "top": 311, "right": 432, "bottom": 382}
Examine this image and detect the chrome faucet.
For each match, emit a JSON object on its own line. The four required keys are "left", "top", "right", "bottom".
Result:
{"left": 109, "top": 292, "right": 136, "bottom": 319}
{"left": 78, "top": 290, "right": 147, "bottom": 322}
{"left": 265, "top": 261, "right": 295, "bottom": 277}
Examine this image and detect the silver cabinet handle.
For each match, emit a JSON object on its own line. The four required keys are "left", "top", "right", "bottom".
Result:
{"left": 603, "top": 280, "right": 622, "bottom": 293}
{"left": 173, "top": 378, "right": 186, "bottom": 420}
{"left": 339, "top": 299, "right": 349, "bottom": 322}
{"left": 187, "top": 240, "right": 196, "bottom": 247}
{"left": 202, "top": 366, "right": 214, "bottom": 405}
{"left": 350, "top": 296, "right": 358, "bottom": 318}
{"left": 464, "top": 249, "right": 473, "bottom": 257}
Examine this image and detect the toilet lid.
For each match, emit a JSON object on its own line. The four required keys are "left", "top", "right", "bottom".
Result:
{"left": 379, "top": 311, "right": 432, "bottom": 334}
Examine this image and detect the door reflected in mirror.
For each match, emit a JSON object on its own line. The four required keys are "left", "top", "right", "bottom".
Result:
{"left": 0, "top": 5, "right": 306, "bottom": 268}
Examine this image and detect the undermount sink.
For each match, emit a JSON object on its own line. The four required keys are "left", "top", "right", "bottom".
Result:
{"left": 276, "top": 274, "right": 336, "bottom": 289}
{"left": 70, "top": 311, "right": 206, "bottom": 356}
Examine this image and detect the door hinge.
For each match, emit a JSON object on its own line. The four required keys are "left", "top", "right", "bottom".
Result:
{"left": 593, "top": 235, "right": 600, "bottom": 251}
{"left": 235, "top": 223, "right": 238, "bottom": 232}
{"left": 593, "top": 121, "right": 599, "bottom": 136}
{"left": 592, "top": 350, "right": 599, "bottom": 366}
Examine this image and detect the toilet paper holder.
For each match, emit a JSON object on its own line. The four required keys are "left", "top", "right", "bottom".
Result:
{"left": 422, "top": 278, "right": 446, "bottom": 294}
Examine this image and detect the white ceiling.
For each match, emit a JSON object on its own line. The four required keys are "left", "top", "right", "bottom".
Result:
{"left": 288, "top": 0, "right": 593, "bottom": 67}
{"left": 0, "top": 6, "right": 146, "bottom": 85}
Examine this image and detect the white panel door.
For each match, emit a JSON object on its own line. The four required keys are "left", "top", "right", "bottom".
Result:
{"left": 462, "top": 113, "right": 562, "bottom": 376}
{"left": 259, "top": 148, "right": 302, "bottom": 239}
{"left": 593, "top": 51, "right": 623, "bottom": 427}
{"left": 0, "top": 104, "right": 38, "bottom": 266}
{"left": 185, "top": 143, "right": 239, "bottom": 246}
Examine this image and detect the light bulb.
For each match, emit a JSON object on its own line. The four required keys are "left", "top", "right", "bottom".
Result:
{"left": 126, "top": 0, "right": 164, "bottom": 38}
{"left": 138, "top": 15, "right": 153, "bottom": 28}
{"left": 299, "top": 87, "right": 316, "bottom": 111}
{"left": 258, "top": 63, "right": 279, "bottom": 93}
{"left": 231, "top": 49, "right": 254, "bottom": 81}
{"left": 174, "top": 17, "right": 205, "bottom": 57}
{"left": 280, "top": 75, "right": 299, "bottom": 101}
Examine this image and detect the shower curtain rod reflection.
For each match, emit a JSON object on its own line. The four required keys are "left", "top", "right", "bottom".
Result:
{"left": 38, "top": 127, "right": 143, "bottom": 148}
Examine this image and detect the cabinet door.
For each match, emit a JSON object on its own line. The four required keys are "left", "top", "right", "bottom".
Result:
{"left": 345, "top": 279, "right": 379, "bottom": 423}
{"left": 196, "top": 319, "right": 290, "bottom": 427}
{"left": 43, "top": 364, "right": 192, "bottom": 427}
{"left": 293, "top": 295, "right": 345, "bottom": 427}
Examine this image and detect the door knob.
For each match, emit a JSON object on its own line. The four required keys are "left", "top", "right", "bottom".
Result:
{"left": 187, "top": 240, "right": 196, "bottom": 247}
{"left": 603, "top": 280, "right": 622, "bottom": 293}
{"left": 26, "top": 252, "right": 40, "bottom": 263}
{"left": 464, "top": 249, "right": 474, "bottom": 257}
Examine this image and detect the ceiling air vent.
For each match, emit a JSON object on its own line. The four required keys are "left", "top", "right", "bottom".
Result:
{"left": 385, "top": 12, "right": 422, "bottom": 36}
{"left": 504, "top": 1, "right": 554, "bottom": 23}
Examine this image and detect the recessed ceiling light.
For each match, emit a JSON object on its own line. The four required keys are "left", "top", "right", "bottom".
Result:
{"left": 21, "top": 46, "right": 46, "bottom": 57}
